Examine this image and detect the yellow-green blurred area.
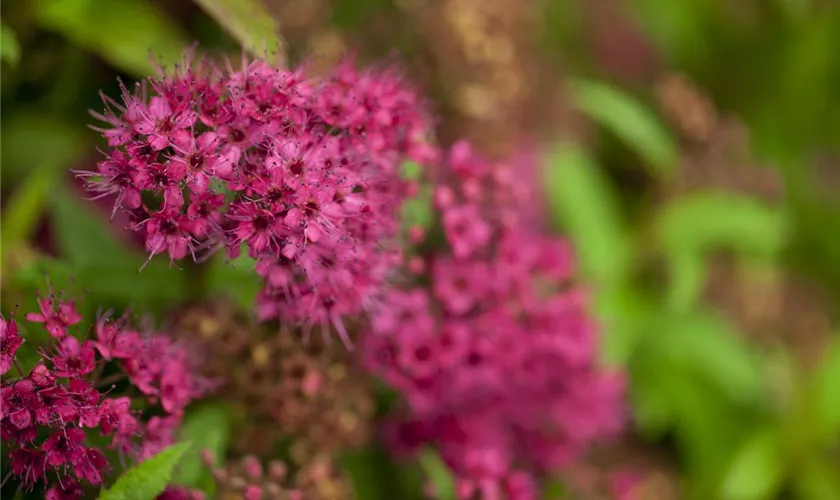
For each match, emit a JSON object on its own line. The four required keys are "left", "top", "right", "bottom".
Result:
{"left": 2, "top": 0, "right": 840, "bottom": 499}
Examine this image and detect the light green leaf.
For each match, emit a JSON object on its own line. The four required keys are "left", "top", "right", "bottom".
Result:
{"left": 811, "top": 337, "right": 840, "bottom": 442}
{"left": 418, "top": 448, "right": 456, "bottom": 500}
{"left": 657, "top": 192, "right": 789, "bottom": 259}
{"left": 172, "top": 402, "right": 230, "bottom": 493}
{"left": 544, "top": 144, "right": 631, "bottom": 287}
{"left": 570, "top": 79, "right": 677, "bottom": 174}
{"left": 1, "top": 22, "right": 21, "bottom": 66}
{"left": 99, "top": 442, "right": 190, "bottom": 500}
{"left": 721, "top": 428, "right": 785, "bottom": 500}
{"left": 656, "top": 192, "right": 789, "bottom": 309}
{"left": 192, "top": 0, "right": 284, "bottom": 60}
{"left": 1, "top": 165, "right": 56, "bottom": 260}
{"left": 34, "top": 0, "right": 188, "bottom": 76}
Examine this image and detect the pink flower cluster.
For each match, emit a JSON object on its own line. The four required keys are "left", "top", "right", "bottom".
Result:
{"left": 364, "top": 142, "right": 625, "bottom": 500}
{"left": 0, "top": 294, "right": 212, "bottom": 498}
{"left": 80, "top": 52, "right": 436, "bottom": 339}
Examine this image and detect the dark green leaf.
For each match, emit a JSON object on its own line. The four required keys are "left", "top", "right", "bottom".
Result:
{"left": 544, "top": 144, "right": 631, "bottom": 287}
{"left": 721, "top": 427, "right": 785, "bottom": 500}
{"left": 191, "top": 0, "right": 284, "bottom": 60}
{"left": 0, "top": 113, "right": 88, "bottom": 182}
{"left": 99, "top": 442, "right": 190, "bottom": 500}
{"left": 340, "top": 448, "right": 387, "bottom": 500}
{"left": 172, "top": 402, "right": 230, "bottom": 493}
{"left": 570, "top": 79, "right": 677, "bottom": 174}
{"left": 52, "top": 187, "right": 135, "bottom": 267}
{"left": 34, "top": 0, "right": 188, "bottom": 76}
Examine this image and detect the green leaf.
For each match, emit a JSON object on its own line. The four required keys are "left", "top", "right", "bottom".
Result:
{"left": 99, "top": 442, "right": 190, "bottom": 500}
{"left": 172, "top": 402, "right": 230, "bottom": 493}
{"left": 811, "top": 337, "right": 840, "bottom": 442}
{"left": 340, "top": 448, "right": 387, "bottom": 500}
{"left": 46, "top": 188, "right": 187, "bottom": 308}
{"left": 205, "top": 251, "right": 260, "bottom": 311}
{"left": 34, "top": 0, "right": 188, "bottom": 76}
{"left": 544, "top": 144, "right": 631, "bottom": 287}
{"left": 656, "top": 192, "right": 789, "bottom": 309}
{"left": 795, "top": 456, "right": 840, "bottom": 500}
{"left": 52, "top": 187, "right": 136, "bottom": 267}
{"left": 570, "top": 79, "right": 677, "bottom": 174}
{"left": 721, "top": 428, "right": 785, "bottom": 500}
{"left": 191, "top": 0, "right": 284, "bottom": 60}
{"left": 0, "top": 113, "right": 88, "bottom": 182}
{"left": 1, "top": 165, "right": 56, "bottom": 260}
{"left": 1, "top": 22, "right": 21, "bottom": 66}
{"left": 657, "top": 192, "right": 789, "bottom": 259}
{"left": 418, "top": 448, "right": 456, "bottom": 500}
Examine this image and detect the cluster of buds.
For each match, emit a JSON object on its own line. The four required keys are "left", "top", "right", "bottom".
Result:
{"left": 80, "top": 50, "right": 437, "bottom": 342}
{"left": 365, "top": 141, "right": 625, "bottom": 499}
{"left": 0, "top": 293, "right": 212, "bottom": 498}
{"left": 173, "top": 302, "right": 373, "bottom": 463}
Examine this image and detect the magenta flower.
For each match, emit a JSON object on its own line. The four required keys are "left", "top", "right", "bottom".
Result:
{"left": 80, "top": 50, "right": 438, "bottom": 336}
{"left": 365, "top": 143, "right": 625, "bottom": 498}
{"left": 1, "top": 315, "right": 23, "bottom": 374}
{"left": 50, "top": 337, "right": 97, "bottom": 378}
{"left": 25, "top": 296, "right": 82, "bottom": 338}
{"left": 1, "top": 292, "right": 213, "bottom": 495}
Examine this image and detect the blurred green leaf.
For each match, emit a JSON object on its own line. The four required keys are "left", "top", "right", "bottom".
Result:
{"left": 721, "top": 427, "right": 785, "bottom": 500}
{"left": 340, "top": 448, "right": 387, "bottom": 500}
{"left": 192, "top": 0, "right": 284, "bottom": 60}
{"left": 47, "top": 188, "right": 187, "bottom": 307}
{"left": 0, "top": 113, "right": 88, "bottom": 182}
{"left": 636, "top": 311, "right": 762, "bottom": 405}
{"left": 794, "top": 456, "right": 840, "bottom": 500}
{"left": 205, "top": 251, "right": 260, "bottom": 311}
{"left": 52, "top": 187, "right": 135, "bottom": 267}
{"left": 1, "top": 165, "right": 55, "bottom": 262}
{"left": 657, "top": 192, "right": 789, "bottom": 309}
{"left": 1, "top": 22, "right": 21, "bottom": 66}
{"left": 570, "top": 79, "right": 677, "bottom": 174}
{"left": 658, "top": 192, "right": 789, "bottom": 258}
{"left": 811, "top": 336, "right": 840, "bottom": 442}
{"left": 173, "top": 402, "right": 230, "bottom": 494}
{"left": 593, "top": 285, "right": 655, "bottom": 365}
{"left": 34, "top": 0, "right": 188, "bottom": 76}
{"left": 99, "top": 442, "right": 190, "bottom": 500}
{"left": 544, "top": 145, "right": 631, "bottom": 287}
{"left": 418, "top": 448, "right": 456, "bottom": 500}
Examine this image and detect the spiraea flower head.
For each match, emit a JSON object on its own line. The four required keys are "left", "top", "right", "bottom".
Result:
{"left": 80, "top": 50, "right": 438, "bottom": 341}
{"left": 364, "top": 142, "right": 625, "bottom": 499}
{"left": 1, "top": 290, "right": 213, "bottom": 496}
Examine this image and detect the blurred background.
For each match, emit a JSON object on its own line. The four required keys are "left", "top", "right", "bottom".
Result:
{"left": 2, "top": 0, "right": 840, "bottom": 498}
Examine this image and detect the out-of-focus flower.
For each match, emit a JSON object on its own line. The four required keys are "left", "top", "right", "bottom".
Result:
{"left": 1, "top": 291, "right": 213, "bottom": 495}
{"left": 80, "top": 50, "right": 438, "bottom": 338}
{"left": 173, "top": 302, "right": 373, "bottom": 486}
{"left": 365, "top": 142, "right": 625, "bottom": 499}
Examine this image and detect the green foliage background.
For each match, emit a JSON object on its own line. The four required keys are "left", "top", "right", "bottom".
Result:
{"left": 2, "top": 0, "right": 840, "bottom": 498}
